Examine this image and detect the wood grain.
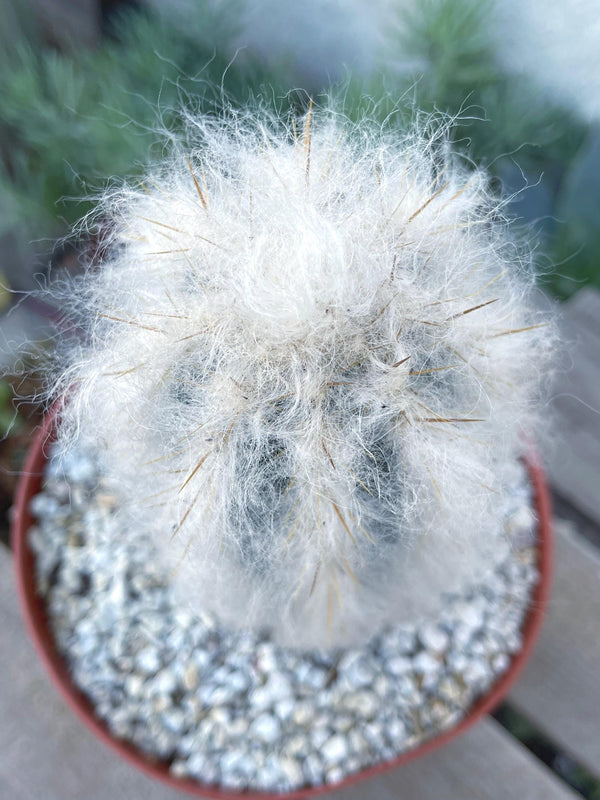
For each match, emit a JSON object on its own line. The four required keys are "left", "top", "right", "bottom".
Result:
{"left": 544, "top": 288, "right": 600, "bottom": 525}
{"left": 508, "top": 519, "right": 600, "bottom": 779}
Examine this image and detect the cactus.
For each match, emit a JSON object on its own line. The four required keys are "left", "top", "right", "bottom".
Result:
{"left": 51, "top": 106, "right": 551, "bottom": 648}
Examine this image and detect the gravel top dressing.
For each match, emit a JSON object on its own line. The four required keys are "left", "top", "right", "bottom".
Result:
{"left": 28, "top": 444, "right": 539, "bottom": 793}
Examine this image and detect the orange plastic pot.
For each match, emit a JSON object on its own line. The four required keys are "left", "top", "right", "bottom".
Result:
{"left": 12, "top": 407, "right": 553, "bottom": 798}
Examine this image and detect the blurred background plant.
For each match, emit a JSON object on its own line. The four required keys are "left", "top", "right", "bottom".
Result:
{"left": 356, "top": 0, "right": 597, "bottom": 299}
{"left": 0, "top": 0, "right": 598, "bottom": 307}
{"left": 0, "top": 0, "right": 292, "bottom": 295}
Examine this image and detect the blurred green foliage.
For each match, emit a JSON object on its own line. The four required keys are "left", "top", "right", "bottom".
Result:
{"left": 346, "top": 0, "right": 598, "bottom": 298}
{"left": 0, "top": 1, "right": 289, "bottom": 275}
{"left": 0, "top": 379, "right": 24, "bottom": 438}
{"left": 0, "top": 0, "right": 598, "bottom": 298}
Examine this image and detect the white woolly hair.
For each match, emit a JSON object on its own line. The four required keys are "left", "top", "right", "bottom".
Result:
{"left": 51, "top": 104, "right": 553, "bottom": 648}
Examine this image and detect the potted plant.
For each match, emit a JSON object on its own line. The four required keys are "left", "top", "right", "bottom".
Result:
{"left": 13, "top": 105, "right": 553, "bottom": 796}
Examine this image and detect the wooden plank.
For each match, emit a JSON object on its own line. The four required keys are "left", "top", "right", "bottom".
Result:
{"left": 0, "top": 545, "right": 581, "bottom": 800}
{"left": 0, "top": 546, "right": 183, "bottom": 800}
{"left": 544, "top": 287, "right": 600, "bottom": 524}
{"left": 328, "top": 718, "right": 581, "bottom": 800}
{"left": 0, "top": 772, "right": 34, "bottom": 800}
{"left": 508, "top": 518, "right": 600, "bottom": 779}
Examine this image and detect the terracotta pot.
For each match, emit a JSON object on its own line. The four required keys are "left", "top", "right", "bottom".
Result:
{"left": 11, "top": 408, "right": 553, "bottom": 799}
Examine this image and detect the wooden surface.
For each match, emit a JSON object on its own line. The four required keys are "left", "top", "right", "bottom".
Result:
{"left": 544, "top": 288, "right": 600, "bottom": 526}
{"left": 1, "top": 288, "right": 599, "bottom": 799}
{"left": 509, "top": 519, "right": 600, "bottom": 778}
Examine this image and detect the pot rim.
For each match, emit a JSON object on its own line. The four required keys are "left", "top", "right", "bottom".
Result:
{"left": 11, "top": 405, "right": 553, "bottom": 799}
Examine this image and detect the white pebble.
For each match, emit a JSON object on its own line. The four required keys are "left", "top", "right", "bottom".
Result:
{"left": 321, "top": 734, "right": 348, "bottom": 765}
{"left": 386, "top": 655, "right": 412, "bottom": 677}
{"left": 419, "top": 624, "right": 450, "bottom": 654}
{"left": 249, "top": 713, "right": 281, "bottom": 744}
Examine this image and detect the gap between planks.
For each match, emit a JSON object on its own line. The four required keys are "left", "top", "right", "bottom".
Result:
{"left": 507, "top": 518, "right": 600, "bottom": 780}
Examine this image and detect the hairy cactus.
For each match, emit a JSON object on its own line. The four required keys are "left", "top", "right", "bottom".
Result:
{"left": 52, "top": 106, "right": 551, "bottom": 648}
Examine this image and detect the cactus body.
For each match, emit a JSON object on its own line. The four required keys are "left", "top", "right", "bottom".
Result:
{"left": 53, "top": 109, "right": 551, "bottom": 647}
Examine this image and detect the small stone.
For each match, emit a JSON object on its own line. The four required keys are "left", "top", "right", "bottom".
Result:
{"left": 254, "top": 756, "right": 285, "bottom": 791}
{"left": 30, "top": 493, "right": 61, "bottom": 519}
{"left": 311, "top": 727, "right": 331, "bottom": 748}
{"left": 209, "top": 706, "right": 231, "bottom": 727}
{"left": 446, "top": 651, "right": 470, "bottom": 675}
{"left": 321, "top": 734, "right": 348, "bottom": 765}
{"left": 419, "top": 624, "right": 450, "bottom": 654}
{"left": 255, "top": 642, "right": 279, "bottom": 673}
{"left": 337, "top": 651, "right": 375, "bottom": 689}
{"left": 284, "top": 734, "right": 309, "bottom": 757}
{"left": 220, "top": 751, "right": 255, "bottom": 787}
{"left": 378, "top": 627, "right": 417, "bottom": 658}
{"left": 386, "top": 717, "right": 407, "bottom": 745}
{"left": 170, "top": 759, "right": 188, "bottom": 778}
{"left": 346, "top": 756, "right": 364, "bottom": 774}
{"left": 453, "top": 600, "right": 485, "bottom": 632}
{"left": 385, "top": 656, "right": 412, "bottom": 677}
{"left": 125, "top": 674, "right": 144, "bottom": 696}
{"left": 135, "top": 647, "right": 161, "bottom": 675}
{"left": 208, "top": 685, "right": 236, "bottom": 705}
{"left": 505, "top": 632, "right": 523, "bottom": 654}
{"left": 491, "top": 652, "right": 510, "bottom": 675}
{"left": 363, "top": 722, "right": 385, "bottom": 750}
{"left": 349, "top": 728, "right": 369, "bottom": 756}
{"left": 181, "top": 696, "right": 204, "bottom": 725}
{"left": 295, "top": 662, "right": 329, "bottom": 691}
{"left": 303, "top": 753, "right": 324, "bottom": 785}
{"left": 462, "top": 659, "right": 493, "bottom": 690}
{"left": 469, "top": 637, "right": 489, "bottom": 657}
{"left": 227, "top": 716, "right": 249, "bottom": 737}
{"left": 332, "top": 714, "right": 354, "bottom": 733}
{"left": 274, "top": 698, "right": 295, "bottom": 721}
{"left": 395, "top": 674, "right": 423, "bottom": 705}
{"left": 249, "top": 713, "right": 281, "bottom": 744}
{"left": 374, "top": 674, "right": 392, "bottom": 698}
{"left": 182, "top": 661, "right": 200, "bottom": 690}
{"left": 413, "top": 651, "right": 441, "bottom": 683}
{"left": 250, "top": 672, "right": 292, "bottom": 709}
{"left": 438, "top": 675, "right": 463, "bottom": 705}
{"left": 508, "top": 505, "right": 536, "bottom": 537}
{"left": 228, "top": 669, "right": 250, "bottom": 693}
{"left": 437, "top": 708, "right": 465, "bottom": 731}
{"left": 342, "top": 690, "right": 379, "bottom": 718}
{"left": 279, "top": 756, "right": 304, "bottom": 789}
{"left": 161, "top": 707, "right": 187, "bottom": 734}
{"left": 325, "top": 766, "right": 344, "bottom": 784}
{"left": 429, "top": 699, "right": 451, "bottom": 725}
{"left": 192, "top": 649, "right": 211, "bottom": 671}
{"left": 148, "top": 668, "right": 177, "bottom": 696}
{"left": 452, "top": 622, "right": 476, "bottom": 649}
{"left": 186, "top": 752, "right": 219, "bottom": 784}
{"left": 64, "top": 452, "right": 98, "bottom": 484}
{"left": 153, "top": 694, "right": 171, "bottom": 713}
{"left": 292, "top": 700, "right": 315, "bottom": 727}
